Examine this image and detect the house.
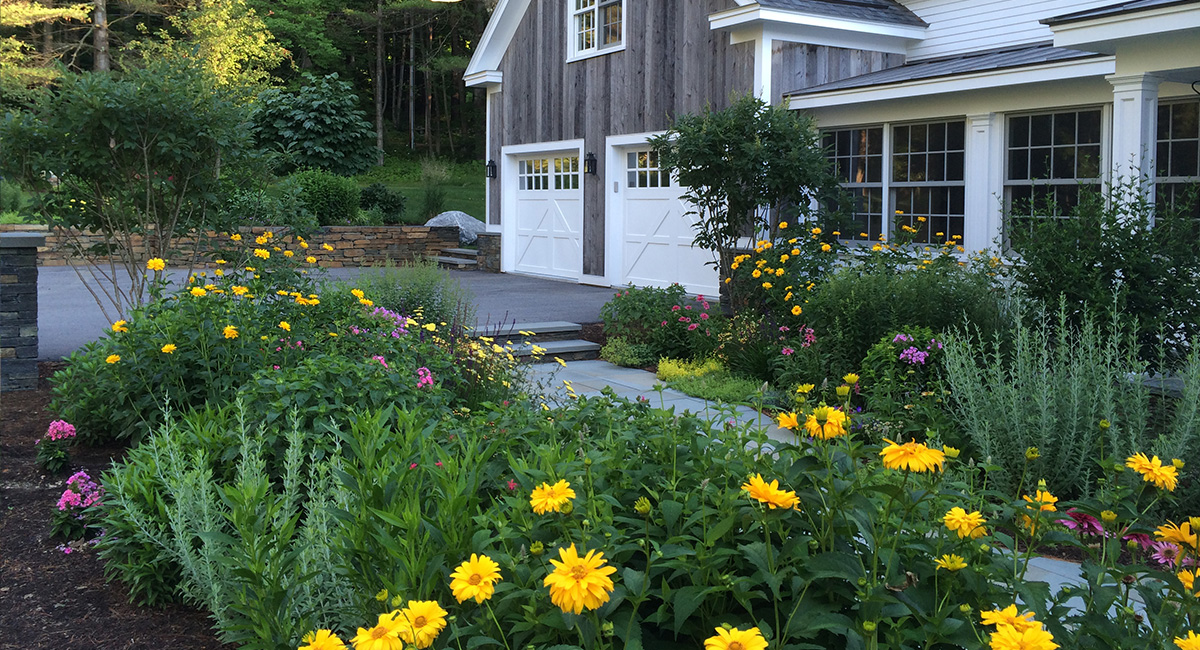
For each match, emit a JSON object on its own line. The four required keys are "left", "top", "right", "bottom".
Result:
{"left": 465, "top": 1, "right": 1200, "bottom": 295}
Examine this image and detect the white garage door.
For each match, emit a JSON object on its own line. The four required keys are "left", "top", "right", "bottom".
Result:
{"left": 512, "top": 153, "right": 583, "bottom": 281}
{"left": 620, "top": 149, "right": 719, "bottom": 296}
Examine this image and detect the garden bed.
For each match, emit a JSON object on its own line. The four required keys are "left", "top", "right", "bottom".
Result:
{"left": 0, "top": 363, "right": 228, "bottom": 650}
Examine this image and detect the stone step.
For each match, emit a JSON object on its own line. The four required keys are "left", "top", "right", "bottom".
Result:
{"left": 512, "top": 339, "right": 601, "bottom": 362}
{"left": 441, "top": 248, "right": 478, "bottom": 257}
{"left": 434, "top": 255, "right": 478, "bottom": 269}
{"left": 468, "top": 321, "right": 583, "bottom": 343}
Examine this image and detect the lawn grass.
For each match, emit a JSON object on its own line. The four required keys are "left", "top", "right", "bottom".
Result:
{"left": 356, "top": 157, "right": 487, "bottom": 223}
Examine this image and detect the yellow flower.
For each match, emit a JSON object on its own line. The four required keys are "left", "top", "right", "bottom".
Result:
{"left": 704, "top": 626, "right": 769, "bottom": 650}
{"left": 161, "top": 343, "right": 177, "bottom": 354}
{"left": 843, "top": 373, "right": 860, "bottom": 385}
{"left": 989, "top": 624, "right": 1059, "bottom": 650}
{"left": 300, "top": 240, "right": 309, "bottom": 249}
{"left": 943, "top": 445, "right": 961, "bottom": 459}
{"left": 298, "top": 629, "right": 346, "bottom": 650}
{"left": 105, "top": 354, "right": 120, "bottom": 364}
{"left": 1177, "top": 631, "right": 1200, "bottom": 650}
{"left": 1022, "top": 490, "right": 1058, "bottom": 512}
{"left": 934, "top": 554, "right": 967, "bottom": 571}
{"left": 776, "top": 411, "right": 799, "bottom": 430}
{"left": 543, "top": 543, "right": 617, "bottom": 614}
{"left": 422, "top": 323, "right": 435, "bottom": 332}
{"left": 880, "top": 438, "right": 945, "bottom": 473}
{"left": 1101, "top": 510, "right": 1117, "bottom": 524}
{"left": 980, "top": 605, "right": 1039, "bottom": 632}
{"left": 762, "top": 282, "right": 773, "bottom": 289}
{"left": 306, "top": 256, "right": 317, "bottom": 264}
{"left": 232, "top": 285, "right": 249, "bottom": 296}
{"left": 449, "top": 554, "right": 503, "bottom": 603}
{"left": 351, "top": 289, "right": 365, "bottom": 299}
{"left": 253, "top": 248, "right": 270, "bottom": 259}
{"left": 751, "top": 269, "right": 762, "bottom": 279}
{"left": 530, "top": 479, "right": 576, "bottom": 514}
{"left": 146, "top": 258, "right": 165, "bottom": 271}
{"left": 741, "top": 474, "right": 800, "bottom": 510}
{"left": 790, "top": 304, "right": 802, "bottom": 316}
{"left": 943, "top": 507, "right": 987, "bottom": 539}
{"left": 190, "top": 287, "right": 207, "bottom": 297}
{"left": 284, "top": 250, "right": 294, "bottom": 258}
{"left": 775, "top": 267, "right": 784, "bottom": 276}
{"left": 351, "top": 611, "right": 404, "bottom": 650}
{"left": 360, "top": 298, "right": 375, "bottom": 307}
{"left": 279, "top": 321, "right": 291, "bottom": 332}
{"left": 395, "top": 600, "right": 448, "bottom": 649}
{"left": 230, "top": 233, "right": 242, "bottom": 241}
{"left": 111, "top": 320, "right": 128, "bottom": 333}
{"left": 1126, "top": 452, "right": 1179, "bottom": 491}
{"left": 322, "top": 243, "right": 334, "bottom": 251}
{"left": 215, "top": 259, "right": 227, "bottom": 265}
{"left": 779, "top": 221, "right": 789, "bottom": 229}
{"left": 805, "top": 406, "right": 848, "bottom": 440}
{"left": 796, "top": 383, "right": 815, "bottom": 394}
{"left": 223, "top": 325, "right": 239, "bottom": 339}
{"left": 811, "top": 227, "right": 822, "bottom": 235}
{"left": 1157, "top": 521, "right": 1200, "bottom": 550}
{"left": 255, "top": 235, "right": 269, "bottom": 245}
{"left": 821, "top": 243, "right": 832, "bottom": 252}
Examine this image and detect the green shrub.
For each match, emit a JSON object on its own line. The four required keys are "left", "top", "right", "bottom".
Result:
{"left": 218, "top": 176, "right": 319, "bottom": 235}
{"left": 419, "top": 158, "right": 450, "bottom": 219}
{"left": 1008, "top": 179, "right": 1200, "bottom": 364}
{"left": 599, "top": 336, "right": 657, "bottom": 368}
{"left": 342, "top": 258, "right": 474, "bottom": 328}
{"left": 290, "top": 168, "right": 361, "bottom": 226}
{"left": 359, "top": 182, "right": 406, "bottom": 225}
{"left": 714, "top": 313, "right": 792, "bottom": 382}
{"left": 601, "top": 284, "right": 720, "bottom": 360}
{"left": 251, "top": 73, "right": 377, "bottom": 176}
{"left": 0, "top": 178, "right": 23, "bottom": 213}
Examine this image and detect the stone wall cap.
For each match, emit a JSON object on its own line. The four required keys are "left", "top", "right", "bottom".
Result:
{"left": 0, "top": 233, "right": 47, "bottom": 248}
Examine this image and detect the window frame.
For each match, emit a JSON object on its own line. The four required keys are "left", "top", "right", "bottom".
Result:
{"left": 567, "top": 0, "right": 626, "bottom": 63}
{"left": 1002, "top": 105, "right": 1108, "bottom": 218}
{"left": 1156, "top": 97, "right": 1200, "bottom": 218}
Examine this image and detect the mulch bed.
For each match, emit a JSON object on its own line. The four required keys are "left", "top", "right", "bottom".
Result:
{"left": 0, "top": 362, "right": 229, "bottom": 650}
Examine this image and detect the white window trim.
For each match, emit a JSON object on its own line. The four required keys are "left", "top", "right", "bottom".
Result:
{"left": 1001, "top": 104, "right": 1111, "bottom": 215}
{"left": 566, "top": 0, "right": 626, "bottom": 63}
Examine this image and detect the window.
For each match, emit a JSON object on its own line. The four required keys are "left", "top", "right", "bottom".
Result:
{"left": 518, "top": 156, "right": 579, "bottom": 191}
{"left": 823, "top": 120, "right": 965, "bottom": 245}
{"left": 1005, "top": 108, "right": 1103, "bottom": 216}
{"left": 1157, "top": 99, "right": 1200, "bottom": 218}
{"left": 626, "top": 150, "right": 670, "bottom": 188}
{"left": 571, "top": 0, "right": 623, "bottom": 59}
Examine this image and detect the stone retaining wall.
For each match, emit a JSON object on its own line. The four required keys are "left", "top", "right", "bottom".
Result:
{"left": 0, "top": 232, "right": 44, "bottom": 391}
{"left": 0, "top": 224, "right": 460, "bottom": 268}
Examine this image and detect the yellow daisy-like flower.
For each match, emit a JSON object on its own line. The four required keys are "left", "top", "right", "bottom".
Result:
{"left": 253, "top": 248, "right": 270, "bottom": 259}
{"left": 322, "top": 243, "right": 334, "bottom": 251}
{"left": 255, "top": 235, "right": 269, "bottom": 245}
{"left": 111, "top": 320, "right": 128, "bottom": 333}
{"left": 989, "top": 623, "right": 1059, "bottom": 650}
{"left": 223, "top": 325, "right": 239, "bottom": 339}
{"left": 284, "top": 250, "right": 294, "bottom": 258}
{"left": 811, "top": 227, "right": 822, "bottom": 235}
{"left": 232, "top": 285, "right": 249, "bottom": 296}
{"left": 351, "top": 289, "right": 365, "bottom": 299}
{"left": 980, "top": 605, "right": 1038, "bottom": 632}
{"left": 161, "top": 343, "right": 177, "bottom": 354}
{"left": 778, "top": 221, "right": 789, "bottom": 230}
{"left": 306, "top": 256, "right": 317, "bottom": 264}
{"left": 1177, "top": 631, "right": 1200, "bottom": 650}
{"left": 821, "top": 243, "right": 832, "bottom": 252}
{"left": 1022, "top": 490, "right": 1058, "bottom": 512}
{"left": 230, "top": 233, "right": 242, "bottom": 242}
{"left": 795, "top": 383, "right": 815, "bottom": 394}
{"left": 775, "top": 268, "right": 784, "bottom": 276}
{"left": 449, "top": 554, "right": 503, "bottom": 604}
{"left": 843, "top": 373, "right": 860, "bottom": 385}
{"left": 776, "top": 411, "right": 799, "bottom": 430}
{"left": 934, "top": 554, "right": 967, "bottom": 571}
{"left": 791, "top": 304, "right": 802, "bottom": 316}
{"left": 805, "top": 406, "right": 848, "bottom": 440}
{"left": 298, "top": 629, "right": 346, "bottom": 650}
{"left": 543, "top": 543, "right": 617, "bottom": 614}
{"left": 190, "top": 287, "right": 207, "bottom": 297}
{"left": 751, "top": 269, "right": 762, "bottom": 279}
{"left": 351, "top": 611, "right": 404, "bottom": 650}
{"left": 300, "top": 240, "right": 309, "bottom": 249}
{"left": 395, "top": 600, "right": 448, "bottom": 649}
{"left": 741, "top": 474, "right": 800, "bottom": 510}
{"left": 1157, "top": 521, "right": 1200, "bottom": 550}
{"left": 943, "top": 507, "right": 987, "bottom": 539}
{"left": 530, "top": 479, "right": 576, "bottom": 514}
{"left": 704, "top": 626, "right": 769, "bottom": 650}
{"left": 880, "top": 438, "right": 945, "bottom": 473}
{"left": 762, "top": 282, "right": 773, "bottom": 290}
{"left": 360, "top": 298, "right": 375, "bottom": 307}
{"left": 105, "top": 354, "right": 120, "bottom": 364}
{"left": 146, "top": 258, "right": 165, "bottom": 271}
{"left": 279, "top": 321, "right": 291, "bottom": 332}
{"left": 1126, "top": 452, "right": 1179, "bottom": 491}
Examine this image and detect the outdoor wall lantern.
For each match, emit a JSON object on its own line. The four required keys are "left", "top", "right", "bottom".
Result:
{"left": 584, "top": 152, "right": 597, "bottom": 175}
{"left": 485, "top": 159, "right": 497, "bottom": 179}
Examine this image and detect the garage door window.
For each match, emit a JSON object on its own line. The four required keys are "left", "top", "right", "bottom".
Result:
{"left": 555, "top": 156, "right": 580, "bottom": 190}
{"left": 519, "top": 158, "right": 550, "bottom": 190}
{"left": 627, "top": 150, "right": 671, "bottom": 188}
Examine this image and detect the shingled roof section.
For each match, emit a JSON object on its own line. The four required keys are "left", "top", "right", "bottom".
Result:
{"left": 1042, "top": 0, "right": 1198, "bottom": 26}
{"left": 756, "top": 0, "right": 928, "bottom": 27}
{"left": 788, "top": 43, "right": 1105, "bottom": 96}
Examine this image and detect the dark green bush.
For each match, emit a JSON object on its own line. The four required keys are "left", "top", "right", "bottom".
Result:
{"left": 218, "top": 176, "right": 319, "bottom": 234}
{"left": 251, "top": 73, "right": 377, "bottom": 177}
{"left": 0, "top": 178, "right": 23, "bottom": 213}
{"left": 359, "top": 183, "right": 406, "bottom": 225}
{"left": 289, "top": 169, "right": 361, "bottom": 226}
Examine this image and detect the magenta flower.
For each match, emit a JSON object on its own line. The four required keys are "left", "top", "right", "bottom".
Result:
{"left": 1057, "top": 509, "right": 1104, "bottom": 537}
{"left": 781, "top": 347, "right": 794, "bottom": 356}
{"left": 45, "top": 420, "right": 76, "bottom": 442}
{"left": 1150, "top": 541, "right": 1182, "bottom": 567}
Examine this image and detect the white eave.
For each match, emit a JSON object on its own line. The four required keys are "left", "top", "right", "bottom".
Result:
{"left": 709, "top": 4, "right": 925, "bottom": 54}
{"left": 463, "top": 0, "right": 531, "bottom": 89}
{"left": 787, "top": 55, "right": 1117, "bottom": 110}
{"left": 1046, "top": 2, "right": 1200, "bottom": 54}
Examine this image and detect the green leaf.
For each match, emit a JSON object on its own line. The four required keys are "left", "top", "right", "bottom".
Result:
{"left": 672, "top": 585, "right": 715, "bottom": 632}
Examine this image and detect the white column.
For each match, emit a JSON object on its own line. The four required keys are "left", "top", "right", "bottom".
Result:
{"left": 754, "top": 34, "right": 773, "bottom": 104}
{"left": 1108, "top": 73, "right": 1161, "bottom": 188}
{"left": 964, "top": 113, "right": 1004, "bottom": 254}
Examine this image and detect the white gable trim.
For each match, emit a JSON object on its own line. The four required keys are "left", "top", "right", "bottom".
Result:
{"left": 710, "top": 5, "right": 924, "bottom": 54}
{"left": 1049, "top": 3, "right": 1200, "bottom": 54}
{"left": 787, "top": 55, "right": 1116, "bottom": 110}
{"left": 464, "top": 0, "right": 532, "bottom": 88}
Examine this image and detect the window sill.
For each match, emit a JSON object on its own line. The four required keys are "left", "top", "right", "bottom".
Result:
{"left": 566, "top": 44, "right": 626, "bottom": 64}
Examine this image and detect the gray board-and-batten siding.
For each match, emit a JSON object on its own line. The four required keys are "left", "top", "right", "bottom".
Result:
{"left": 488, "top": 0, "right": 904, "bottom": 277}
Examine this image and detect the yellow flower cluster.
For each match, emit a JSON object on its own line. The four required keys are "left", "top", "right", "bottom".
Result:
{"left": 980, "top": 605, "right": 1058, "bottom": 650}
{"left": 879, "top": 438, "right": 945, "bottom": 473}
{"left": 806, "top": 405, "right": 848, "bottom": 440}
{"left": 704, "top": 626, "right": 768, "bottom": 650}
{"left": 741, "top": 474, "right": 800, "bottom": 510}
{"left": 348, "top": 601, "right": 448, "bottom": 650}
{"left": 1126, "top": 452, "right": 1180, "bottom": 491}
{"left": 943, "top": 507, "right": 987, "bottom": 539}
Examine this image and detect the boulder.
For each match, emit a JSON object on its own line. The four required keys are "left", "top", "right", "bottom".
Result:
{"left": 425, "top": 211, "right": 487, "bottom": 245}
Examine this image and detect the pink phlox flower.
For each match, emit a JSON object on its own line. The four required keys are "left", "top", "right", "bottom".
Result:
{"left": 893, "top": 333, "right": 913, "bottom": 344}
{"left": 57, "top": 489, "right": 82, "bottom": 511}
{"left": 1057, "top": 509, "right": 1104, "bottom": 537}
{"left": 372, "top": 355, "right": 388, "bottom": 369}
{"left": 899, "top": 347, "right": 928, "bottom": 365}
{"left": 45, "top": 420, "right": 76, "bottom": 442}
{"left": 416, "top": 366, "right": 434, "bottom": 388}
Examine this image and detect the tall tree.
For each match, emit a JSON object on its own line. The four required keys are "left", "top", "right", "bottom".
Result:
{"left": 0, "top": 0, "right": 90, "bottom": 106}
{"left": 92, "top": 0, "right": 109, "bottom": 70}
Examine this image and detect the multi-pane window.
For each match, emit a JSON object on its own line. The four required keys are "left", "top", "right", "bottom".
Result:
{"left": 519, "top": 157, "right": 579, "bottom": 191}
{"left": 1157, "top": 99, "right": 1200, "bottom": 218}
{"left": 554, "top": 156, "right": 580, "bottom": 190}
{"left": 823, "top": 121, "right": 965, "bottom": 245}
{"left": 1005, "top": 109, "right": 1103, "bottom": 215}
{"left": 571, "top": 0, "right": 623, "bottom": 58}
{"left": 626, "top": 150, "right": 671, "bottom": 188}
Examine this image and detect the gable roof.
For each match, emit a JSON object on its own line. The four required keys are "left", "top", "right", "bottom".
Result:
{"left": 754, "top": 0, "right": 927, "bottom": 27}
{"left": 1042, "top": 0, "right": 1198, "bottom": 25}
{"left": 788, "top": 42, "right": 1102, "bottom": 96}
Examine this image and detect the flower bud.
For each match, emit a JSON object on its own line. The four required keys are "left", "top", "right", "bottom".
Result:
{"left": 1099, "top": 419, "right": 1111, "bottom": 429}
{"left": 1174, "top": 458, "right": 1186, "bottom": 469}
{"left": 375, "top": 589, "right": 389, "bottom": 602}
{"left": 862, "top": 621, "right": 877, "bottom": 632}
{"left": 559, "top": 500, "right": 574, "bottom": 515}
{"left": 1122, "top": 575, "right": 1135, "bottom": 586}
{"left": 943, "top": 445, "right": 961, "bottom": 459}
{"left": 1101, "top": 510, "right": 1117, "bottom": 524}
{"left": 601, "top": 622, "right": 614, "bottom": 638}
{"left": 634, "top": 496, "right": 652, "bottom": 516}
{"left": 1025, "top": 447, "right": 1040, "bottom": 461}
{"left": 959, "top": 604, "right": 972, "bottom": 613}
{"left": 530, "top": 541, "right": 544, "bottom": 556}
{"left": 836, "top": 385, "right": 851, "bottom": 398}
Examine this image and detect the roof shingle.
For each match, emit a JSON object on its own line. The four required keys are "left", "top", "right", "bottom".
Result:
{"left": 755, "top": 0, "right": 928, "bottom": 28}
{"left": 1042, "top": 0, "right": 1199, "bottom": 26}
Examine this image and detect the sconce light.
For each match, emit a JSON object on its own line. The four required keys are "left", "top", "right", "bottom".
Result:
{"left": 584, "top": 152, "right": 597, "bottom": 175}
{"left": 485, "top": 159, "right": 497, "bottom": 179}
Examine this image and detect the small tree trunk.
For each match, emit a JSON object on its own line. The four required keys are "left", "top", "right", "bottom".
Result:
{"left": 374, "top": 0, "right": 385, "bottom": 166}
{"left": 93, "top": 0, "right": 110, "bottom": 71}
